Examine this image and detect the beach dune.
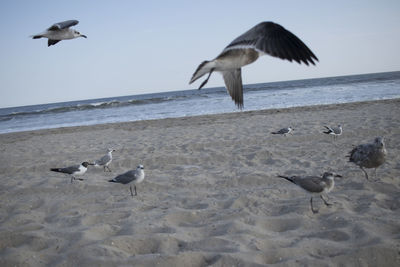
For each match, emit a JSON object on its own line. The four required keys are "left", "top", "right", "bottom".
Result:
{"left": 0, "top": 99, "right": 400, "bottom": 266}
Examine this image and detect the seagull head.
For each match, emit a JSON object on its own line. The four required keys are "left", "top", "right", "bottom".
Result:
{"left": 82, "top": 162, "right": 92, "bottom": 167}
{"left": 137, "top": 165, "right": 144, "bottom": 170}
{"left": 108, "top": 148, "right": 116, "bottom": 153}
{"left": 374, "top": 137, "right": 385, "bottom": 148}
{"left": 323, "top": 172, "right": 342, "bottom": 180}
{"left": 73, "top": 30, "right": 87, "bottom": 38}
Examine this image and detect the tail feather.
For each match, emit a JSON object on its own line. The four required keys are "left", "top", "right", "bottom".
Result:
{"left": 50, "top": 168, "right": 62, "bottom": 173}
{"left": 189, "top": 60, "right": 215, "bottom": 85}
{"left": 32, "top": 35, "right": 43, "bottom": 39}
{"left": 323, "top": 126, "right": 332, "bottom": 134}
{"left": 108, "top": 179, "right": 117, "bottom": 183}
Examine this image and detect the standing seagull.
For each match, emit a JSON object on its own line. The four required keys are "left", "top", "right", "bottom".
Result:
{"left": 189, "top": 21, "right": 318, "bottom": 109}
{"left": 109, "top": 165, "right": 145, "bottom": 197}
{"left": 271, "top": 127, "right": 293, "bottom": 136}
{"left": 93, "top": 148, "right": 115, "bottom": 172}
{"left": 50, "top": 162, "right": 91, "bottom": 183}
{"left": 323, "top": 125, "right": 342, "bottom": 140}
{"left": 348, "top": 137, "right": 387, "bottom": 180}
{"left": 277, "top": 172, "right": 342, "bottom": 214}
{"left": 32, "top": 20, "right": 87, "bottom": 46}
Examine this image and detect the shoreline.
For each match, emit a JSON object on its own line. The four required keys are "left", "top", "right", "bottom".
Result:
{"left": 1, "top": 98, "right": 399, "bottom": 266}
{"left": 1, "top": 98, "right": 399, "bottom": 139}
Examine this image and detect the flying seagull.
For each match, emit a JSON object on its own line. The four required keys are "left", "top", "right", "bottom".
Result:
{"left": 348, "top": 137, "right": 387, "bottom": 180}
{"left": 277, "top": 172, "right": 342, "bottom": 214}
{"left": 32, "top": 20, "right": 87, "bottom": 47}
{"left": 323, "top": 125, "right": 342, "bottom": 140}
{"left": 93, "top": 148, "right": 115, "bottom": 172}
{"left": 271, "top": 127, "right": 293, "bottom": 136}
{"left": 109, "top": 165, "right": 145, "bottom": 197}
{"left": 189, "top": 21, "right": 318, "bottom": 109}
{"left": 50, "top": 161, "right": 91, "bottom": 183}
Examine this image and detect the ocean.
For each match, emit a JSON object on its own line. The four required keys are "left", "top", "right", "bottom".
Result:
{"left": 1, "top": 71, "right": 399, "bottom": 134}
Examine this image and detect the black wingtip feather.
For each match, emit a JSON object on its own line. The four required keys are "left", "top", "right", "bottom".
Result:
{"left": 277, "top": 175, "right": 295, "bottom": 184}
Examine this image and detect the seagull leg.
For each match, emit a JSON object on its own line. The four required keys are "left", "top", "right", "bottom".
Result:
{"left": 134, "top": 185, "right": 137, "bottom": 196}
{"left": 360, "top": 167, "right": 369, "bottom": 180}
{"left": 320, "top": 195, "right": 332, "bottom": 206}
{"left": 198, "top": 68, "right": 214, "bottom": 90}
{"left": 130, "top": 185, "right": 134, "bottom": 198}
{"left": 71, "top": 176, "right": 74, "bottom": 183}
{"left": 103, "top": 166, "right": 106, "bottom": 172}
{"left": 310, "top": 197, "right": 318, "bottom": 214}
{"left": 107, "top": 166, "right": 112, "bottom": 172}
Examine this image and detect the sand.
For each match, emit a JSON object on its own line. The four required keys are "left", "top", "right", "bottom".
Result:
{"left": 0, "top": 99, "right": 400, "bottom": 266}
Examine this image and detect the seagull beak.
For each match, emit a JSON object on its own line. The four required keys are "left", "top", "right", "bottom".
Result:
{"left": 81, "top": 34, "right": 87, "bottom": 38}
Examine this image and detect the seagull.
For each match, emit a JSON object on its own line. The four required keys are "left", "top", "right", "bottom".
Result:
{"left": 271, "top": 127, "right": 293, "bottom": 136}
{"left": 277, "top": 172, "right": 342, "bottom": 214}
{"left": 323, "top": 125, "right": 342, "bottom": 140}
{"left": 32, "top": 20, "right": 87, "bottom": 47}
{"left": 348, "top": 137, "right": 387, "bottom": 180}
{"left": 109, "top": 165, "right": 145, "bottom": 197}
{"left": 189, "top": 21, "right": 318, "bottom": 109}
{"left": 50, "top": 162, "right": 91, "bottom": 183}
{"left": 93, "top": 148, "right": 115, "bottom": 172}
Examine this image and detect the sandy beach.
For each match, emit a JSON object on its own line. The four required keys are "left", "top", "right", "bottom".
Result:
{"left": 0, "top": 99, "right": 399, "bottom": 266}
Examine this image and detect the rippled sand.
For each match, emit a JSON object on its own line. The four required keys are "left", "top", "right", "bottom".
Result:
{"left": 1, "top": 99, "right": 399, "bottom": 266}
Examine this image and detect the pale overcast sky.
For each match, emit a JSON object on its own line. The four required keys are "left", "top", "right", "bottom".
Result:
{"left": 0, "top": 0, "right": 399, "bottom": 108}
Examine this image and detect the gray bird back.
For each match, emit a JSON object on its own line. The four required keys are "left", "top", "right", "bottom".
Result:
{"left": 48, "top": 20, "right": 79, "bottom": 31}
{"left": 60, "top": 164, "right": 81, "bottom": 174}
{"left": 95, "top": 153, "right": 111, "bottom": 166}
{"left": 113, "top": 170, "right": 137, "bottom": 184}
{"left": 293, "top": 176, "right": 326, "bottom": 193}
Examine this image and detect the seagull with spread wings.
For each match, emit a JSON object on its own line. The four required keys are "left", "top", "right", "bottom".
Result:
{"left": 32, "top": 20, "right": 87, "bottom": 47}
{"left": 190, "top": 21, "right": 318, "bottom": 109}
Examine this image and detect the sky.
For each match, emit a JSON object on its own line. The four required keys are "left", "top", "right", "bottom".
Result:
{"left": 0, "top": 0, "right": 399, "bottom": 108}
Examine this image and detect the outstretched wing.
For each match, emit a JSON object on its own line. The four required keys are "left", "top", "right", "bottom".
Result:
{"left": 48, "top": 39, "right": 60, "bottom": 46}
{"left": 223, "top": 21, "right": 318, "bottom": 65}
{"left": 48, "top": 20, "right": 79, "bottom": 31}
{"left": 222, "top": 69, "right": 243, "bottom": 109}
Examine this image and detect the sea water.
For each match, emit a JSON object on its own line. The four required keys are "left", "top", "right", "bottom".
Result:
{"left": 1, "top": 71, "right": 399, "bottom": 134}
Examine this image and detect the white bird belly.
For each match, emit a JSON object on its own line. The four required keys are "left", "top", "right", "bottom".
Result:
{"left": 44, "top": 29, "right": 74, "bottom": 40}
{"left": 135, "top": 172, "right": 145, "bottom": 184}
{"left": 75, "top": 166, "right": 87, "bottom": 176}
{"left": 215, "top": 48, "right": 260, "bottom": 70}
